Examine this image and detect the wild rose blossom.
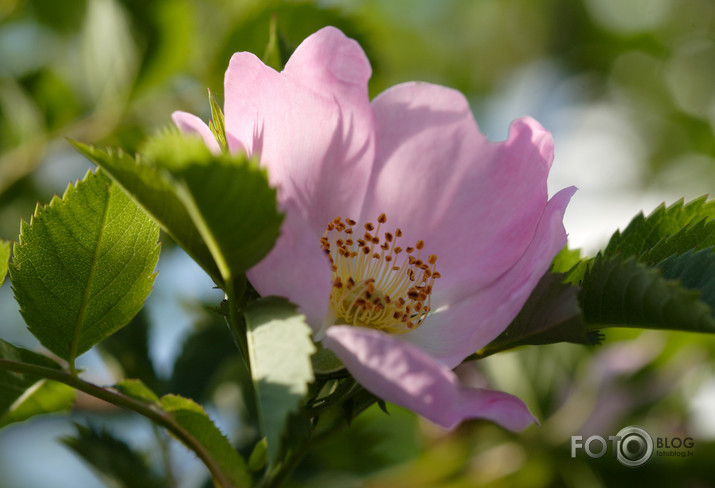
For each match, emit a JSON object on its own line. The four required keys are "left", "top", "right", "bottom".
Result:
{"left": 173, "top": 27, "right": 575, "bottom": 430}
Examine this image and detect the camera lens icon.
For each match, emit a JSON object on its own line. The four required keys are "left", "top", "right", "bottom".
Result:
{"left": 616, "top": 426, "right": 653, "bottom": 467}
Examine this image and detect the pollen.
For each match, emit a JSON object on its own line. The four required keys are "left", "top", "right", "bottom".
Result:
{"left": 320, "top": 215, "right": 440, "bottom": 334}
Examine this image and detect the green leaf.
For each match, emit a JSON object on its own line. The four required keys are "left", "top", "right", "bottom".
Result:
{"left": 62, "top": 423, "right": 168, "bottom": 488}
{"left": 0, "top": 339, "right": 75, "bottom": 428}
{"left": 658, "top": 247, "right": 715, "bottom": 311}
{"left": 0, "top": 239, "right": 9, "bottom": 286}
{"left": 604, "top": 196, "right": 715, "bottom": 259}
{"left": 262, "top": 14, "right": 286, "bottom": 71}
{"left": 580, "top": 254, "right": 715, "bottom": 333}
{"left": 143, "top": 132, "right": 283, "bottom": 282}
{"left": 208, "top": 89, "right": 228, "bottom": 153}
{"left": 114, "top": 378, "right": 160, "bottom": 405}
{"left": 160, "top": 394, "right": 250, "bottom": 488}
{"left": 550, "top": 245, "right": 582, "bottom": 274}
{"left": 10, "top": 169, "right": 160, "bottom": 367}
{"left": 247, "top": 438, "right": 268, "bottom": 472}
{"left": 70, "top": 140, "right": 222, "bottom": 285}
{"left": 643, "top": 216, "right": 715, "bottom": 265}
{"left": 479, "top": 272, "right": 599, "bottom": 358}
{"left": 244, "top": 296, "right": 315, "bottom": 467}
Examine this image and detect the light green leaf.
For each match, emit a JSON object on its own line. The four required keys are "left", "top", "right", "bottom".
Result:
{"left": 244, "top": 296, "right": 315, "bottom": 467}
{"left": 580, "top": 254, "right": 715, "bottom": 333}
{"left": 143, "top": 132, "right": 283, "bottom": 283}
{"left": 10, "top": 169, "right": 160, "bottom": 367}
{"left": 550, "top": 245, "right": 582, "bottom": 274}
{"left": 0, "top": 339, "right": 75, "bottom": 429}
{"left": 114, "top": 379, "right": 159, "bottom": 405}
{"left": 0, "top": 239, "right": 9, "bottom": 286}
{"left": 70, "top": 141, "right": 222, "bottom": 285}
{"left": 605, "top": 196, "right": 715, "bottom": 259}
{"left": 208, "top": 89, "right": 228, "bottom": 153}
{"left": 160, "top": 394, "right": 250, "bottom": 488}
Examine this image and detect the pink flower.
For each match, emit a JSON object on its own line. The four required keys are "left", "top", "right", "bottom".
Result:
{"left": 173, "top": 27, "right": 575, "bottom": 430}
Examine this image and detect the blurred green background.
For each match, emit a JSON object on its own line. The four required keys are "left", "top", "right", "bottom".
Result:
{"left": 0, "top": 0, "right": 714, "bottom": 487}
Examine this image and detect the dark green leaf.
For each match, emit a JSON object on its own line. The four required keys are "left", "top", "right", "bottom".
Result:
{"left": 10, "top": 170, "right": 160, "bottom": 367}
{"left": 160, "top": 394, "right": 251, "bottom": 488}
{"left": 580, "top": 254, "right": 715, "bottom": 333}
{"left": 262, "top": 14, "right": 286, "bottom": 71}
{"left": 169, "top": 314, "right": 240, "bottom": 402}
{"left": 658, "top": 247, "right": 715, "bottom": 311}
{"left": 0, "top": 339, "right": 75, "bottom": 428}
{"left": 604, "top": 196, "right": 715, "bottom": 259}
{"left": 0, "top": 239, "right": 9, "bottom": 286}
{"left": 99, "top": 309, "right": 161, "bottom": 393}
{"left": 70, "top": 140, "right": 222, "bottom": 285}
{"left": 143, "top": 132, "right": 283, "bottom": 282}
{"left": 244, "top": 296, "right": 315, "bottom": 467}
{"left": 480, "top": 272, "right": 599, "bottom": 358}
{"left": 62, "top": 423, "right": 168, "bottom": 488}
{"left": 643, "top": 217, "right": 715, "bottom": 265}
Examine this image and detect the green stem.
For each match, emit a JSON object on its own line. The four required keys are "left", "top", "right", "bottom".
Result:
{"left": 0, "top": 358, "right": 236, "bottom": 488}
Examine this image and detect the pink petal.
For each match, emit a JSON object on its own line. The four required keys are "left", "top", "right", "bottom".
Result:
{"left": 324, "top": 326, "right": 537, "bottom": 431}
{"left": 361, "top": 82, "right": 559, "bottom": 305}
{"left": 403, "top": 186, "right": 576, "bottom": 368}
{"left": 247, "top": 202, "right": 333, "bottom": 331}
{"left": 171, "top": 111, "right": 221, "bottom": 154}
{"left": 223, "top": 26, "right": 375, "bottom": 235}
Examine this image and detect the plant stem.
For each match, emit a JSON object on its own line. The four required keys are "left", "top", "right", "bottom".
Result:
{"left": 0, "top": 358, "right": 236, "bottom": 488}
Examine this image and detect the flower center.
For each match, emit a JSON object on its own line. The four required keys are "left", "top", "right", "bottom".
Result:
{"left": 320, "top": 213, "right": 441, "bottom": 334}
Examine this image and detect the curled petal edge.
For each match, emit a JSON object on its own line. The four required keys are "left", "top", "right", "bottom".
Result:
{"left": 324, "top": 325, "right": 537, "bottom": 431}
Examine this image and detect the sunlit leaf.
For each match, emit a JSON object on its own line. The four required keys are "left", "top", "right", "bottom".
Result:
{"left": 0, "top": 239, "right": 9, "bottom": 286}
{"left": 62, "top": 423, "right": 168, "bottom": 488}
{"left": 10, "top": 170, "right": 160, "bottom": 367}
{"left": 208, "top": 89, "right": 228, "bottom": 152}
{"left": 0, "top": 339, "right": 75, "bottom": 429}
{"left": 160, "top": 394, "right": 250, "bottom": 488}
{"left": 643, "top": 217, "right": 715, "bottom": 265}
{"left": 244, "top": 297, "right": 315, "bottom": 467}
{"left": 114, "top": 378, "right": 160, "bottom": 405}
{"left": 580, "top": 254, "right": 715, "bottom": 333}
{"left": 143, "top": 132, "right": 282, "bottom": 283}
{"left": 71, "top": 141, "right": 222, "bottom": 285}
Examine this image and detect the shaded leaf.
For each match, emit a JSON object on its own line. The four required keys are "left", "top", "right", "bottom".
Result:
{"left": 480, "top": 272, "right": 599, "bottom": 358}
{"left": 0, "top": 339, "right": 75, "bottom": 428}
{"left": 605, "top": 196, "right": 715, "bottom": 259}
{"left": 100, "top": 309, "right": 161, "bottom": 392}
{"left": 10, "top": 170, "right": 160, "bottom": 366}
{"left": 160, "top": 394, "right": 250, "bottom": 488}
{"left": 580, "top": 254, "right": 715, "bottom": 333}
{"left": 0, "top": 239, "right": 9, "bottom": 286}
{"left": 62, "top": 423, "right": 168, "bottom": 488}
{"left": 244, "top": 297, "right": 315, "bottom": 467}
{"left": 262, "top": 14, "right": 287, "bottom": 71}
{"left": 143, "top": 133, "right": 283, "bottom": 282}
{"left": 70, "top": 140, "right": 222, "bottom": 285}
{"left": 643, "top": 217, "right": 715, "bottom": 265}
{"left": 658, "top": 247, "right": 715, "bottom": 311}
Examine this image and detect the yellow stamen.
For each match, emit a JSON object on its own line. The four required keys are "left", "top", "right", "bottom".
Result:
{"left": 320, "top": 215, "right": 440, "bottom": 334}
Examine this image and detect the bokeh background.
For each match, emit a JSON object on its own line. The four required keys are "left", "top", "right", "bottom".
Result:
{"left": 1, "top": 0, "right": 714, "bottom": 486}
